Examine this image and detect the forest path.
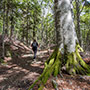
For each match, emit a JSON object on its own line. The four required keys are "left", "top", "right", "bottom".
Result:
{"left": 0, "top": 47, "right": 90, "bottom": 90}
{"left": 0, "top": 49, "right": 51, "bottom": 90}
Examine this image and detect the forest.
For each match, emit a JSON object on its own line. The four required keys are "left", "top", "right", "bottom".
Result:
{"left": 0, "top": 0, "right": 90, "bottom": 90}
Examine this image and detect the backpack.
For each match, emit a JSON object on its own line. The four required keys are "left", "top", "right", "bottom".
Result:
{"left": 32, "top": 42, "right": 38, "bottom": 51}
{"left": 32, "top": 42, "right": 37, "bottom": 47}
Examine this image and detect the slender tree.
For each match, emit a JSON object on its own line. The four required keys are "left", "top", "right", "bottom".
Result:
{"left": 2, "top": 0, "right": 6, "bottom": 58}
{"left": 5, "top": 0, "right": 9, "bottom": 36}
{"left": 26, "top": 1, "right": 29, "bottom": 44}
{"left": 10, "top": 9, "right": 14, "bottom": 38}
{"left": 75, "top": 0, "right": 81, "bottom": 46}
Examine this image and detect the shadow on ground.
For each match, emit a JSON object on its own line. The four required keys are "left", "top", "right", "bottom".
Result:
{"left": 0, "top": 50, "right": 49, "bottom": 90}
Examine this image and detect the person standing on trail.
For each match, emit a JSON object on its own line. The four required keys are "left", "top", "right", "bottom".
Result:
{"left": 31, "top": 39, "right": 38, "bottom": 59}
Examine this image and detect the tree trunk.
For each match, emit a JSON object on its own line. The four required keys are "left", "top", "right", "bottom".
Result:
{"left": 75, "top": 0, "right": 82, "bottom": 46}
{"left": 41, "top": 15, "right": 44, "bottom": 47}
{"left": 33, "top": 14, "right": 36, "bottom": 38}
{"left": 26, "top": 22, "right": 29, "bottom": 44}
{"left": 26, "top": 2, "right": 29, "bottom": 44}
{"left": 28, "top": 0, "right": 90, "bottom": 90}
{"left": 5, "top": 0, "right": 9, "bottom": 36}
{"left": 33, "top": 20, "right": 36, "bottom": 38}
{"left": 26, "top": 17, "right": 29, "bottom": 44}
{"left": 2, "top": 0, "right": 5, "bottom": 59}
{"left": 10, "top": 9, "right": 14, "bottom": 39}
{"left": 86, "top": 30, "right": 90, "bottom": 50}
{"left": 21, "top": 24, "right": 25, "bottom": 42}
{"left": 54, "top": 0, "right": 62, "bottom": 47}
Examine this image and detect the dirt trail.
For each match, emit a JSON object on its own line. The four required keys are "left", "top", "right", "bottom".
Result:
{"left": 0, "top": 48, "right": 90, "bottom": 90}
{"left": 0, "top": 49, "right": 50, "bottom": 90}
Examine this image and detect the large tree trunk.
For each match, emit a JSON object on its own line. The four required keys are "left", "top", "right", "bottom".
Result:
{"left": 28, "top": 0, "right": 90, "bottom": 90}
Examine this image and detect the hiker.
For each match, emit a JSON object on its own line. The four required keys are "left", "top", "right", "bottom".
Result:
{"left": 31, "top": 39, "right": 38, "bottom": 59}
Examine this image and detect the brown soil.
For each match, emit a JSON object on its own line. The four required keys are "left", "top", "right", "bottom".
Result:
{"left": 0, "top": 42, "right": 90, "bottom": 90}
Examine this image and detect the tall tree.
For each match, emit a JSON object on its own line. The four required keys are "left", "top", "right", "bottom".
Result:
{"left": 80, "top": 0, "right": 90, "bottom": 50}
{"left": 75, "top": 0, "right": 81, "bottom": 46}
{"left": 74, "top": 0, "right": 87, "bottom": 47}
{"left": 9, "top": 0, "right": 16, "bottom": 39}
{"left": 5, "top": 0, "right": 9, "bottom": 36}
{"left": 2, "top": 0, "right": 6, "bottom": 58}
{"left": 29, "top": 0, "right": 90, "bottom": 90}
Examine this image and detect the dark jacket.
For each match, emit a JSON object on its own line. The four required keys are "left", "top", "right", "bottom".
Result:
{"left": 31, "top": 41, "right": 38, "bottom": 51}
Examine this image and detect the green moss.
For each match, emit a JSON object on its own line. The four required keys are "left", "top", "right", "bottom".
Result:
{"left": 28, "top": 44, "right": 90, "bottom": 90}
{"left": 38, "top": 84, "right": 44, "bottom": 90}
{"left": 49, "top": 58, "right": 55, "bottom": 65}
{"left": 65, "top": 44, "right": 90, "bottom": 75}
{"left": 52, "top": 80, "right": 58, "bottom": 89}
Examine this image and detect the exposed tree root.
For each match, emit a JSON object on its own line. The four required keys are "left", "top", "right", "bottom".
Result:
{"left": 52, "top": 79, "right": 59, "bottom": 90}
{"left": 28, "top": 44, "right": 90, "bottom": 90}
{"left": 65, "top": 44, "right": 90, "bottom": 75}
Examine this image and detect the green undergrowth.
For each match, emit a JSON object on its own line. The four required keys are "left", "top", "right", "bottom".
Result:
{"left": 28, "top": 44, "right": 90, "bottom": 90}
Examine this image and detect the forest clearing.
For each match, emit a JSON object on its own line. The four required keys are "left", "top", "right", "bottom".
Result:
{"left": 0, "top": 0, "right": 90, "bottom": 90}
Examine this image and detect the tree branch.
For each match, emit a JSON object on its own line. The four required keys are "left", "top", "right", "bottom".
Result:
{"left": 80, "top": 0, "right": 87, "bottom": 14}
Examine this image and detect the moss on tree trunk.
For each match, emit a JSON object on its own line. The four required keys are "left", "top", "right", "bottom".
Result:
{"left": 28, "top": 44, "right": 90, "bottom": 90}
